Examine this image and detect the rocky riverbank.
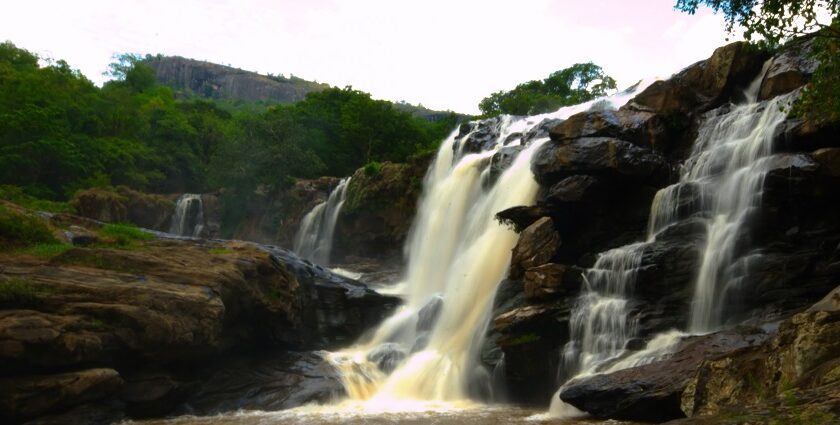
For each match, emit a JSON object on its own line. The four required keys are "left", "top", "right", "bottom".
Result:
{"left": 0, "top": 205, "right": 397, "bottom": 424}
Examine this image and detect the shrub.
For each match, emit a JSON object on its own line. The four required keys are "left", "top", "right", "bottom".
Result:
{"left": 99, "top": 223, "right": 154, "bottom": 247}
{"left": 363, "top": 161, "right": 383, "bottom": 177}
{"left": 0, "top": 206, "right": 57, "bottom": 248}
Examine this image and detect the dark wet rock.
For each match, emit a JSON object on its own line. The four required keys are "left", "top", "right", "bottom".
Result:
{"left": 489, "top": 146, "right": 524, "bottom": 184}
{"left": 367, "top": 343, "right": 407, "bottom": 374}
{"left": 0, "top": 368, "right": 123, "bottom": 423}
{"left": 181, "top": 351, "right": 343, "bottom": 415}
{"left": 456, "top": 116, "right": 506, "bottom": 153}
{"left": 22, "top": 399, "right": 126, "bottom": 425}
{"left": 758, "top": 38, "right": 818, "bottom": 101}
{"left": 813, "top": 148, "right": 840, "bottom": 177}
{"left": 416, "top": 295, "right": 444, "bottom": 333}
{"left": 773, "top": 115, "right": 840, "bottom": 152}
{"left": 495, "top": 205, "right": 552, "bottom": 233}
{"left": 531, "top": 137, "right": 669, "bottom": 187}
{"left": 549, "top": 109, "right": 674, "bottom": 152}
{"left": 629, "top": 42, "right": 768, "bottom": 114}
{"left": 523, "top": 263, "right": 584, "bottom": 301}
{"left": 119, "top": 373, "right": 187, "bottom": 418}
{"left": 559, "top": 327, "right": 771, "bottom": 422}
{"left": 509, "top": 217, "right": 561, "bottom": 279}
{"left": 545, "top": 175, "right": 605, "bottom": 204}
{"left": 522, "top": 118, "right": 565, "bottom": 145}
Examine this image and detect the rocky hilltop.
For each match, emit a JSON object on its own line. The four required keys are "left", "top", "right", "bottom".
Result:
{"left": 145, "top": 56, "right": 329, "bottom": 104}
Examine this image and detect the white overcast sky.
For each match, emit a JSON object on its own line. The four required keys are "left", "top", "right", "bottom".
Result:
{"left": 1, "top": 0, "right": 738, "bottom": 114}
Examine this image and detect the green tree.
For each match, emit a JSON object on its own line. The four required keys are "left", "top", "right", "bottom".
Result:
{"left": 479, "top": 62, "right": 617, "bottom": 116}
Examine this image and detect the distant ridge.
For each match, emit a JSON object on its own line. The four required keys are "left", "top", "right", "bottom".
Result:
{"left": 145, "top": 55, "right": 464, "bottom": 120}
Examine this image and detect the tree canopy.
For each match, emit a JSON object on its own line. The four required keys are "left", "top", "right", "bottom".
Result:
{"left": 478, "top": 63, "right": 617, "bottom": 116}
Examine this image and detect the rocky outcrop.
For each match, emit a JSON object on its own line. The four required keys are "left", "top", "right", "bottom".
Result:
{"left": 0, "top": 207, "right": 396, "bottom": 423}
{"left": 509, "top": 217, "right": 560, "bottom": 279}
{"left": 70, "top": 186, "right": 174, "bottom": 231}
{"left": 559, "top": 328, "right": 771, "bottom": 422}
{"left": 333, "top": 156, "right": 430, "bottom": 262}
{"left": 680, "top": 289, "right": 840, "bottom": 422}
{"left": 759, "top": 38, "right": 818, "bottom": 101}
{"left": 146, "top": 56, "right": 328, "bottom": 104}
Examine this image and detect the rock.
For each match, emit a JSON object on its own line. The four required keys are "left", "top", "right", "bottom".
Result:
{"left": 630, "top": 41, "right": 767, "bottom": 114}
{"left": 813, "top": 148, "right": 840, "bottom": 177}
{"left": 758, "top": 38, "right": 818, "bottom": 101}
{"left": 119, "top": 373, "right": 186, "bottom": 418}
{"left": 531, "top": 137, "right": 669, "bottom": 187}
{"left": 456, "top": 116, "right": 506, "bottom": 154}
{"left": 523, "top": 263, "right": 584, "bottom": 301}
{"left": 416, "top": 295, "right": 444, "bottom": 333}
{"left": 489, "top": 146, "right": 524, "bottom": 184}
{"left": 545, "top": 175, "right": 604, "bottom": 203}
{"left": 549, "top": 109, "right": 673, "bottom": 152}
{"left": 0, "top": 368, "right": 123, "bottom": 422}
{"left": 559, "top": 327, "right": 771, "bottom": 422}
{"left": 495, "top": 205, "right": 552, "bottom": 233}
{"left": 69, "top": 186, "right": 174, "bottom": 231}
{"left": 335, "top": 158, "right": 429, "bottom": 262}
{"left": 509, "top": 217, "right": 560, "bottom": 279}
{"left": 681, "top": 304, "right": 840, "bottom": 418}
{"left": 181, "top": 351, "right": 343, "bottom": 415}
{"left": 22, "top": 400, "right": 126, "bottom": 425}
{"left": 773, "top": 116, "right": 840, "bottom": 152}
{"left": 367, "top": 343, "right": 408, "bottom": 374}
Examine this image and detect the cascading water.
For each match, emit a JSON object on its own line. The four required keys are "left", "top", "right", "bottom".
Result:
{"left": 169, "top": 194, "right": 205, "bottom": 237}
{"left": 550, "top": 63, "right": 795, "bottom": 417}
{"left": 293, "top": 177, "right": 351, "bottom": 265}
{"left": 317, "top": 82, "right": 655, "bottom": 413}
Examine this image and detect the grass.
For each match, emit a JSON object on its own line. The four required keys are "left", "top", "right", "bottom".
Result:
{"left": 0, "top": 185, "right": 71, "bottom": 214}
{"left": 0, "top": 205, "right": 58, "bottom": 248}
{"left": 208, "top": 247, "right": 235, "bottom": 255}
{"left": 98, "top": 223, "right": 154, "bottom": 248}
{"left": 0, "top": 277, "right": 56, "bottom": 303}
{"left": 17, "top": 243, "right": 73, "bottom": 258}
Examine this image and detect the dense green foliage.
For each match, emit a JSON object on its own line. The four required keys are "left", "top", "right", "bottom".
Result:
{"left": 675, "top": 0, "right": 839, "bottom": 121}
{"left": 478, "top": 63, "right": 617, "bottom": 116}
{"left": 0, "top": 42, "right": 458, "bottom": 208}
{"left": 0, "top": 205, "right": 57, "bottom": 248}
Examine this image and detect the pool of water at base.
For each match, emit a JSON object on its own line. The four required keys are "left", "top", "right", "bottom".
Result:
{"left": 123, "top": 406, "right": 639, "bottom": 425}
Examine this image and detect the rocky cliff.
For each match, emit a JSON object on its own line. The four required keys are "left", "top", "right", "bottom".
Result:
{"left": 482, "top": 37, "right": 840, "bottom": 422}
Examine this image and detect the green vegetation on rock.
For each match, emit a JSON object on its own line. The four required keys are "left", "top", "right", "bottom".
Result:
{"left": 0, "top": 205, "right": 57, "bottom": 248}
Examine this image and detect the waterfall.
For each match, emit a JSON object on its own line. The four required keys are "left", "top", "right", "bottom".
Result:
{"left": 319, "top": 82, "right": 654, "bottom": 412}
{"left": 550, "top": 63, "right": 794, "bottom": 417}
{"left": 293, "top": 177, "right": 351, "bottom": 265}
{"left": 169, "top": 194, "right": 205, "bottom": 237}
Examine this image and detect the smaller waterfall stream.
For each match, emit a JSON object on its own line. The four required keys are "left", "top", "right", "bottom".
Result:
{"left": 169, "top": 194, "right": 205, "bottom": 237}
{"left": 550, "top": 63, "right": 795, "bottom": 417}
{"left": 293, "top": 177, "right": 351, "bottom": 265}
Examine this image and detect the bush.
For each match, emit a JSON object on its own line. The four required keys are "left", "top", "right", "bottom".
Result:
{"left": 364, "top": 161, "right": 383, "bottom": 177}
{"left": 0, "top": 206, "right": 57, "bottom": 248}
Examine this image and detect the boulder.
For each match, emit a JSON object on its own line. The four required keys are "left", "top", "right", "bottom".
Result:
{"left": 523, "top": 263, "right": 584, "bottom": 301}
{"left": 69, "top": 186, "right": 174, "bottom": 231}
{"left": 758, "top": 38, "right": 818, "bottom": 101}
{"left": 495, "top": 205, "right": 552, "bottom": 233}
{"left": 813, "top": 148, "right": 840, "bottom": 177}
{"left": 545, "top": 175, "right": 604, "bottom": 204}
{"left": 509, "top": 217, "right": 561, "bottom": 279}
{"left": 630, "top": 41, "right": 768, "bottom": 114}
{"left": 456, "top": 116, "right": 506, "bottom": 153}
{"left": 559, "top": 327, "right": 771, "bottom": 422}
{"left": 549, "top": 109, "right": 674, "bottom": 152}
{"left": 489, "top": 146, "right": 524, "bottom": 184}
{"left": 0, "top": 368, "right": 123, "bottom": 422}
{"left": 682, "top": 299, "right": 840, "bottom": 418}
{"left": 531, "top": 137, "right": 669, "bottom": 187}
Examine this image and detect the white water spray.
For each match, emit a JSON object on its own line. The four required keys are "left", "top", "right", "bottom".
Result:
{"left": 293, "top": 177, "right": 351, "bottom": 265}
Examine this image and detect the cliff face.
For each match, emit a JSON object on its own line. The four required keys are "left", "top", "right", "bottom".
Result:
{"left": 485, "top": 38, "right": 840, "bottom": 422}
{"left": 145, "top": 56, "right": 329, "bottom": 103}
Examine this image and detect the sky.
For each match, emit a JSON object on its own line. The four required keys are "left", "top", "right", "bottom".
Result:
{"left": 1, "top": 0, "right": 739, "bottom": 114}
